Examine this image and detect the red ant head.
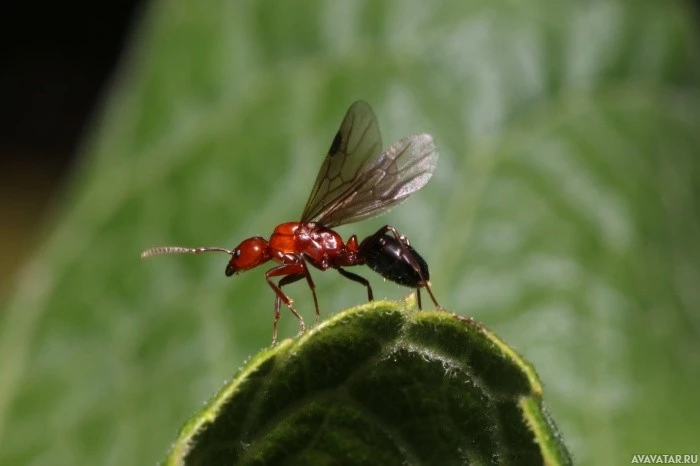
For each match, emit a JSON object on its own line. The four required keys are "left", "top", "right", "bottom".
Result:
{"left": 225, "top": 237, "right": 270, "bottom": 276}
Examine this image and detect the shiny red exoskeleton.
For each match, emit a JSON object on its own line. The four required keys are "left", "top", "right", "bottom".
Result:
{"left": 142, "top": 101, "right": 442, "bottom": 343}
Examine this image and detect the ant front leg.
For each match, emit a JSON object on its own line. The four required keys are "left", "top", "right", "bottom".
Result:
{"left": 265, "top": 262, "right": 307, "bottom": 344}
{"left": 274, "top": 272, "right": 305, "bottom": 343}
{"left": 373, "top": 225, "right": 443, "bottom": 310}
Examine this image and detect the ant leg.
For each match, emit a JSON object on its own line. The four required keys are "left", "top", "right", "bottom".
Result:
{"left": 274, "top": 272, "right": 305, "bottom": 344}
{"left": 265, "top": 263, "right": 307, "bottom": 341}
{"left": 338, "top": 267, "right": 374, "bottom": 302}
{"left": 298, "top": 261, "right": 320, "bottom": 323}
{"left": 416, "top": 288, "right": 423, "bottom": 309}
{"left": 273, "top": 295, "right": 281, "bottom": 344}
{"left": 376, "top": 225, "right": 442, "bottom": 310}
{"left": 278, "top": 272, "right": 305, "bottom": 292}
{"left": 280, "top": 254, "right": 320, "bottom": 323}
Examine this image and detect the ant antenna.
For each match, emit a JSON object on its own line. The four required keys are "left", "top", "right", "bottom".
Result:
{"left": 140, "top": 246, "right": 232, "bottom": 259}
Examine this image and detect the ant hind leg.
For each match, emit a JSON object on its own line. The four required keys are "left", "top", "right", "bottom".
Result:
{"left": 338, "top": 267, "right": 374, "bottom": 302}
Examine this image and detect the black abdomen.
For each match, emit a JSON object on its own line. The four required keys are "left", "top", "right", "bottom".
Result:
{"left": 360, "top": 234, "right": 429, "bottom": 287}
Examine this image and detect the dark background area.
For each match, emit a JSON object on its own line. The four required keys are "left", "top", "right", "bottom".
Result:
{"left": 1, "top": 1, "right": 699, "bottom": 289}
{"left": 0, "top": 2, "right": 141, "bottom": 287}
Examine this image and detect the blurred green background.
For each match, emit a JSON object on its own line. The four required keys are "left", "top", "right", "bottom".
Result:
{"left": 2, "top": 1, "right": 700, "bottom": 465}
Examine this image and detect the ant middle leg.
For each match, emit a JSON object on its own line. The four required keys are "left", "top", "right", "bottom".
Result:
{"left": 299, "top": 262, "right": 320, "bottom": 323}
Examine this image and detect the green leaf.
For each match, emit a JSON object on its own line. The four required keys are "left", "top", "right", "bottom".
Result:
{"left": 164, "top": 298, "right": 571, "bottom": 466}
{"left": 1, "top": 1, "right": 699, "bottom": 465}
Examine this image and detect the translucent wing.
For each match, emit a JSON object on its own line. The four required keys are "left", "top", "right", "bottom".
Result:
{"left": 309, "top": 133, "right": 438, "bottom": 228}
{"left": 300, "top": 101, "right": 383, "bottom": 224}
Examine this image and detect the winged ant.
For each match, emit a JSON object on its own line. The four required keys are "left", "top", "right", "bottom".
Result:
{"left": 142, "top": 101, "right": 442, "bottom": 343}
